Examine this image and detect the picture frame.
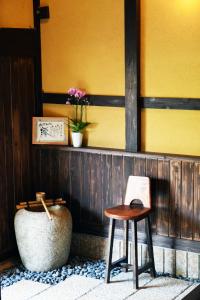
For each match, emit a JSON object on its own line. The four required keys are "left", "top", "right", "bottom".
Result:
{"left": 32, "top": 117, "right": 68, "bottom": 145}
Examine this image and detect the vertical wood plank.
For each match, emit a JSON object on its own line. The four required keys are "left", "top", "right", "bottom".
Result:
{"left": 0, "top": 57, "right": 16, "bottom": 255}
{"left": 81, "top": 152, "right": 91, "bottom": 226}
{"left": 146, "top": 158, "right": 158, "bottom": 232}
{"left": 133, "top": 157, "right": 146, "bottom": 176}
{"left": 112, "top": 155, "right": 124, "bottom": 229}
{"left": 102, "top": 154, "right": 113, "bottom": 225}
{"left": 89, "top": 153, "right": 102, "bottom": 225}
{"left": 58, "top": 150, "right": 70, "bottom": 203}
{"left": 32, "top": 147, "right": 42, "bottom": 195}
{"left": 123, "top": 156, "right": 134, "bottom": 194}
{"left": 12, "top": 57, "right": 35, "bottom": 201}
{"left": 157, "top": 160, "right": 170, "bottom": 236}
{"left": 194, "top": 163, "right": 200, "bottom": 241}
{"left": 181, "top": 161, "right": 194, "bottom": 240}
{"left": 169, "top": 160, "right": 181, "bottom": 238}
{"left": 133, "top": 157, "right": 146, "bottom": 231}
{"left": 69, "top": 152, "right": 82, "bottom": 231}
{"left": 111, "top": 155, "right": 124, "bottom": 205}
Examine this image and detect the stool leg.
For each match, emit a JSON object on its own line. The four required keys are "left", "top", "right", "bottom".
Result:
{"left": 105, "top": 218, "right": 115, "bottom": 283}
{"left": 145, "top": 216, "right": 156, "bottom": 277}
{"left": 131, "top": 220, "right": 139, "bottom": 289}
{"left": 123, "top": 220, "right": 129, "bottom": 272}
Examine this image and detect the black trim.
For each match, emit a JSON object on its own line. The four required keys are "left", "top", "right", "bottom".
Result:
{"left": 42, "top": 93, "right": 200, "bottom": 111}
{"left": 142, "top": 97, "right": 200, "bottom": 110}
{"left": 0, "top": 28, "right": 36, "bottom": 56}
{"left": 33, "top": 0, "right": 43, "bottom": 115}
{"left": 42, "top": 93, "right": 125, "bottom": 107}
{"left": 125, "top": 0, "right": 141, "bottom": 152}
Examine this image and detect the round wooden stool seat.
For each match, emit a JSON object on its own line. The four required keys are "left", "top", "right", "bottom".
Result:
{"left": 104, "top": 205, "right": 151, "bottom": 220}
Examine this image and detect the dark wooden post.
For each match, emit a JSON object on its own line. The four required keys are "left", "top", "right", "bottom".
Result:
{"left": 125, "top": 0, "right": 141, "bottom": 152}
{"left": 33, "top": 0, "right": 42, "bottom": 116}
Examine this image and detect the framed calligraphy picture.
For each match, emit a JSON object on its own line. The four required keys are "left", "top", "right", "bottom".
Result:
{"left": 32, "top": 117, "right": 68, "bottom": 145}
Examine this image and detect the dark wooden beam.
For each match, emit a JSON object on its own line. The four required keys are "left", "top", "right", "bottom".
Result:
{"left": 42, "top": 92, "right": 200, "bottom": 110}
{"left": 0, "top": 28, "right": 35, "bottom": 56}
{"left": 125, "top": 0, "right": 141, "bottom": 152}
{"left": 142, "top": 97, "right": 200, "bottom": 110}
{"left": 33, "top": 0, "right": 43, "bottom": 115}
{"left": 42, "top": 93, "right": 125, "bottom": 107}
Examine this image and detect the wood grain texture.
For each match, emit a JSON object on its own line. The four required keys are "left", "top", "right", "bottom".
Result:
{"left": 169, "top": 160, "right": 181, "bottom": 238}
{"left": 193, "top": 163, "right": 200, "bottom": 240}
{"left": 146, "top": 159, "right": 158, "bottom": 232}
{"left": 31, "top": 148, "right": 200, "bottom": 252}
{"left": 181, "top": 161, "right": 194, "bottom": 240}
{"left": 0, "top": 56, "right": 36, "bottom": 259}
{"left": 101, "top": 154, "right": 113, "bottom": 225}
{"left": 69, "top": 152, "right": 82, "bottom": 230}
{"left": 125, "top": 0, "right": 140, "bottom": 152}
{"left": 156, "top": 160, "right": 170, "bottom": 236}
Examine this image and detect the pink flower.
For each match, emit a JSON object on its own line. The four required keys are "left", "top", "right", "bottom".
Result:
{"left": 68, "top": 88, "right": 77, "bottom": 96}
{"left": 75, "top": 89, "right": 86, "bottom": 99}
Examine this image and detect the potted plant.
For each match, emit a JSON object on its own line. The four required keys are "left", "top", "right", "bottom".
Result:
{"left": 66, "top": 88, "right": 90, "bottom": 147}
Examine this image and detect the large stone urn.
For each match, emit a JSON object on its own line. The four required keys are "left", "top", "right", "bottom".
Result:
{"left": 14, "top": 204, "right": 72, "bottom": 272}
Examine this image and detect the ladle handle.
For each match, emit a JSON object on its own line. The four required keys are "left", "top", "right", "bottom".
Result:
{"left": 36, "top": 192, "right": 52, "bottom": 220}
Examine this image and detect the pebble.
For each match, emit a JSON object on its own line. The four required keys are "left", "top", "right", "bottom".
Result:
{"left": 2, "top": 256, "right": 198, "bottom": 289}
{"left": 0, "top": 256, "right": 121, "bottom": 289}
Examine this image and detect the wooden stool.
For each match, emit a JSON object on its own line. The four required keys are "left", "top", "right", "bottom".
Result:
{"left": 104, "top": 176, "right": 156, "bottom": 289}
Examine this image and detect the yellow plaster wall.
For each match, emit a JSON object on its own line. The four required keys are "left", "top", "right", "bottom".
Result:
{"left": 141, "top": 109, "right": 200, "bottom": 156}
{"left": 43, "top": 104, "right": 125, "bottom": 149}
{"left": 40, "top": 0, "right": 124, "bottom": 95}
{"left": 0, "top": 0, "right": 33, "bottom": 28}
{"left": 140, "top": 0, "right": 200, "bottom": 98}
{"left": 41, "top": 0, "right": 200, "bottom": 155}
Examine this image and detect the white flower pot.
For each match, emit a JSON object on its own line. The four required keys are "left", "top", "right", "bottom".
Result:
{"left": 72, "top": 132, "right": 83, "bottom": 147}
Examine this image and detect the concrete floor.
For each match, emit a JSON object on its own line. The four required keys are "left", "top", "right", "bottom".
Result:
{"left": 1, "top": 272, "right": 199, "bottom": 300}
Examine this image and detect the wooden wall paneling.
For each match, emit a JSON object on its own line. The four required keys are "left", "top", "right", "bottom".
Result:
{"left": 133, "top": 157, "right": 146, "bottom": 176}
{"left": 48, "top": 150, "right": 61, "bottom": 198}
{"left": 157, "top": 159, "right": 170, "bottom": 236}
{"left": 145, "top": 158, "right": 158, "bottom": 232}
{"left": 32, "top": 148, "right": 42, "bottom": 194}
{"left": 57, "top": 150, "right": 70, "bottom": 205}
{"left": 69, "top": 152, "right": 82, "bottom": 231}
{"left": 88, "top": 154, "right": 103, "bottom": 225}
{"left": 133, "top": 157, "right": 146, "bottom": 231}
{"left": 111, "top": 155, "right": 124, "bottom": 228}
{"left": 0, "top": 101, "right": 7, "bottom": 254}
{"left": 101, "top": 154, "right": 113, "bottom": 225}
{"left": 81, "top": 152, "right": 91, "bottom": 226}
{"left": 29, "top": 148, "right": 200, "bottom": 253}
{"left": 39, "top": 149, "right": 53, "bottom": 196}
{"left": 111, "top": 155, "right": 124, "bottom": 205}
{"left": 193, "top": 163, "right": 200, "bottom": 241}
{"left": 12, "top": 57, "right": 36, "bottom": 202}
{"left": 2, "top": 58, "right": 16, "bottom": 253}
{"left": 169, "top": 160, "right": 181, "bottom": 238}
{"left": 0, "top": 57, "right": 14, "bottom": 255}
{"left": 11, "top": 59, "right": 23, "bottom": 202}
{"left": 123, "top": 156, "right": 135, "bottom": 192}
{"left": 181, "top": 161, "right": 194, "bottom": 240}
